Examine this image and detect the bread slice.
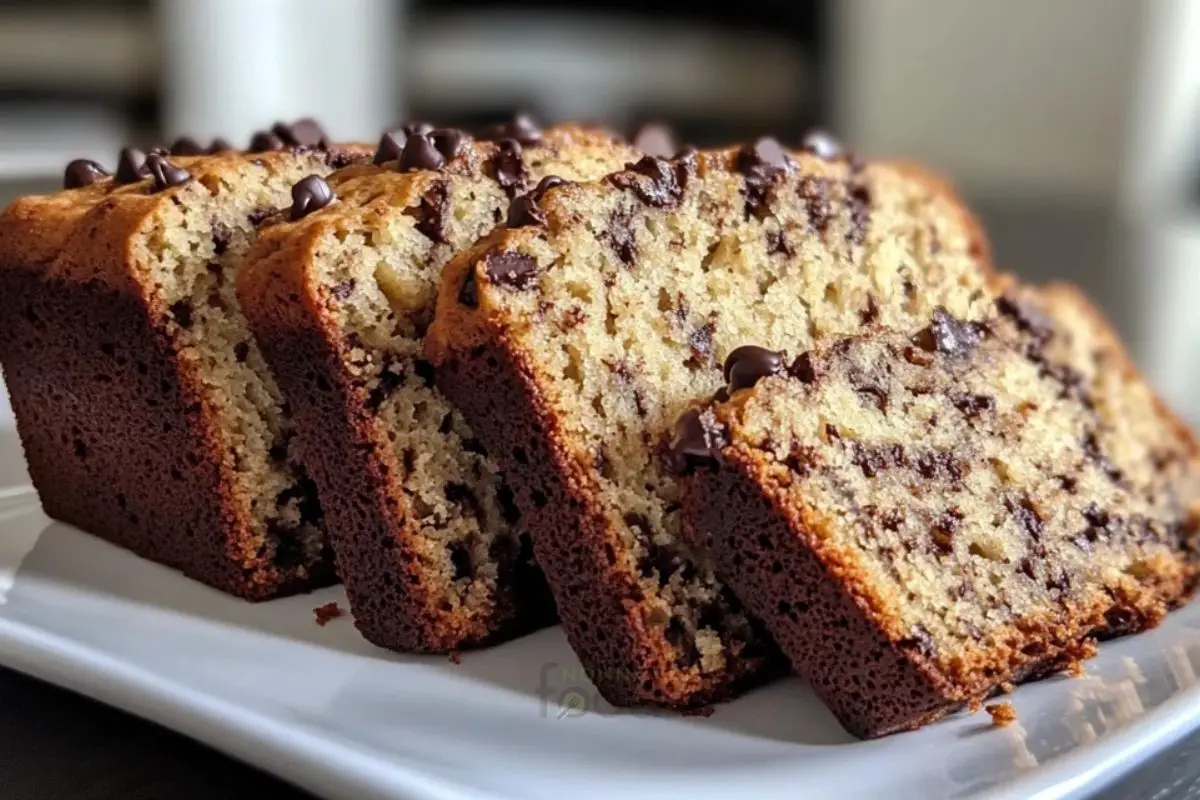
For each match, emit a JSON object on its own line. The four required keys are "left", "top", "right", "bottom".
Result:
{"left": 1001, "top": 281, "right": 1200, "bottom": 596}
{"left": 0, "top": 126, "right": 370, "bottom": 599}
{"left": 678, "top": 313, "right": 1191, "bottom": 738}
{"left": 238, "top": 123, "right": 640, "bottom": 651}
{"left": 425, "top": 141, "right": 998, "bottom": 707}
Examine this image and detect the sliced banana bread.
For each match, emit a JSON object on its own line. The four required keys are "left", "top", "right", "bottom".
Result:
{"left": 239, "top": 120, "right": 640, "bottom": 651}
{"left": 676, "top": 315, "right": 1191, "bottom": 737}
{"left": 425, "top": 140, "right": 998, "bottom": 708}
{"left": 0, "top": 123, "right": 371, "bottom": 599}
{"left": 1001, "top": 282, "right": 1200, "bottom": 595}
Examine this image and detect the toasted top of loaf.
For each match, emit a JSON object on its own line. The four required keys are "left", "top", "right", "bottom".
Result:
{"left": 0, "top": 144, "right": 371, "bottom": 290}
{"left": 693, "top": 316, "right": 1186, "bottom": 689}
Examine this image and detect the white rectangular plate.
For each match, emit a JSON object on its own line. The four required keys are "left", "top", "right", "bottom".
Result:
{"left": 1, "top": 421, "right": 1199, "bottom": 800}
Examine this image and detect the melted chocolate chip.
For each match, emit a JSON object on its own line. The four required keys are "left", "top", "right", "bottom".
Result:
{"left": 951, "top": 392, "right": 995, "bottom": 418}
{"left": 996, "top": 295, "right": 1055, "bottom": 342}
{"left": 412, "top": 182, "right": 448, "bottom": 243}
{"left": 797, "top": 177, "right": 832, "bottom": 234}
{"left": 479, "top": 112, "right": 542, "bottom": 146}
{"left": 931, "top": 508, "right": 963, "bottom": 554}
{"left": 737, "top": 137, "right": 791, "bottom": 216}
{"left": 630, "top": 122, "right": 678, "bottom": 159}
{"left": 63, "top": 159, "right": 110, "bottom": 189}
{"left": 846, "top": 183, "right": 871, "bottom": 245}
{"left": 688, "top": 321, "right": 715, "bottom": 369}
{"left": 800, "top": 129, "right": 842, "bottom": 160}
{"left": 917, "top": 307, "right": 984, "bottom": 356}
{"left": 484, "top": 252, "right": 540, "bottom": 290}
{"left": 606, "top": 206, "right": 637, "bottom": 265}
{"left": 788, "top": 352, "right": 817, "bottom": 383}
{"left": 723, "top": 345, "right": 785, "bottom": 392}
{"left": 767, "top": 229, "right": 792, "bottom": 256}
{"left": 430, "top": 128, "right": 468, "bottom": 161}
{"left": 853, "top": 443, "right": 905, "bottom": 478}
{"left": 115, "top": 147, "right": 149, "bottom": 185}
{"left": 273, "top": 118, "right": 327, "bottom": 148}
{"left": 609, "top": 156, "right": 687, "bottom": 208}
{"left": 915, "top": 450, "right": 965, "bottom": 484}
{"left": 145, "top": 154, "right": 191, "bottom": 191}
{"left": 331, "top": 279, "right": 356, "bottom": 300}
{"left": 1082, "top": 430, "right": 1124, "bottom": 483}
{"left": 374, "top": 130, "right": 406, "bottom": 165}
{"left": 248, "top": 131, "right": 286, "bottom": 153}
{"left": 398, "top": 133, "right": 445, "bottom": 172}
{"left": 506, "top": 194, "right": 546, "bottom": 228}
{"left": 491, "top": 139, "right": 527, "bottom": 196}
{"left": 289, "top": 175, "right": 336, "bottom": 220}
{"left": 668, "top": 407, "right": 729, "bottom": 474}
{"left": 1007, "top": 495, "right": 1044, "bottom": 540}
{"left": 169, "top": 136, "right": 204, "bottom": 156}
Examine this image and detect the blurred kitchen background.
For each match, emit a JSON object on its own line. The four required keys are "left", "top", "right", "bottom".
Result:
{"left": 0, "top": 0, "right": 1198, "bottom": 423}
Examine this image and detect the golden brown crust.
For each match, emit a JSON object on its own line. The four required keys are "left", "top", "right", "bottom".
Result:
{"left": 0, "top": 144, "right": 370, "bottom": 599}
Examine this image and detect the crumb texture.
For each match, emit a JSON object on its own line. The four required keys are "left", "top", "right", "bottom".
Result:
{"left": 426, "top": 143, "right": 996, "bottom": 705}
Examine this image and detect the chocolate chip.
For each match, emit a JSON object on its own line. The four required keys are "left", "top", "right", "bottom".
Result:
{"left": 788, "top": 352, "right": 817, "bottom": 383}
{"left": 248, "top": 131, "right": 286, "bottom": 153}
{"left": 951, "top": 392, "right": 995, "bottom": 418}
{"left": 609, "top": 156, "right": 687, "bottom": 208}
{"left": 273, "top": 118, "right": 327, "bottom": 148}
{"left": 410, "top": 182, "right": 449, "bottom": 243}
{"left": 846, "top": 183, "right": 871, "bottom": 245}
{"left": 289, "top": 175, "right": 336, "bottom": 221}
{"left": 932, "top": 508, "right": 962, "bottom": 554}
{"left": 430, "top": 128, "right": 467, "bottom": 161}
{"left": 767, "top": 230, "right": 792, "bottom": 256}
{"left": 374, "top": 130, "right": 407, "bottom": 165}
{"left": 669, "top": 407, "right": 729, "bottom": 474}
{"left": 1018, "top": 557, "right": 1036, "bottom": 580}
{"left": 167, "top": 136, "right": 204, "bottom": 156}
{"left": 996, "top": 295, "right": 1055, "bottom": 342}
{"left": 853, "top": 443, "right": 904, "bottom": 478}
{"left": 915, "top": 450, "right": 964, "bottom": 484}
{"left": 723, "top": 345, "right": 785, "bottom": 392}
{"left": 145, "top": 153, "right": 191, "bottom": 191}
{"left": 630, "top": 122, "right": 678, "bottom": 159}
{"left": 490, "top": 139, "right": 527, "bottom": 196}
{"left": 800, "top": 129, "right": 842, "bottom": 160}
{"left": 479, "top": 112, "right": 543, "bottom": 146}
{"left": 484, "top": 251, "right": 540, "bottom": 290}
{"left": 737, "top": 137, "right": 791, "bottom": 216}
{"left": 535, "top": 175, "right": 565, "bottom": 195}
{"left": 797, "top": 177, "right": 832, "bottom": 234}
{"left": 688, "top": 321, "right": 715, "bottom": 369}
{"left": 208, "top": 137, "right": 235, "bottom": 153}
{"left": 398, "top": 133, "right": 445, "bottom": 172}
{"left": 606, "top": 206, "right": 637, "bottom": 265}
{"left": 1082, "top": 430, "right": 1124, "bottom": 483}
{"left": 916, "top": 307, "right": 984, "bottom": 356}
{"left": 1007, "top": 495, "right": 1044, "bottom": 540}
{"left": 860, "top": 294, "right": 880, "bottom": 325}
{"left": 506, "top": 193, "right": 546, "bottom": 229}
{"left": 331, "top": 279, "right": 356, "bottom": 300}
{"left": 115, "top": 147, "right": 149, "bottom": 185}
{"left": 63, "top": 159, "right": 110, "bottom": 189}
{"left": 458, "top": 269, "right": 479, "bottom": 307}
{"left": 247, "top": 207, "right": 273, "bottom": 227}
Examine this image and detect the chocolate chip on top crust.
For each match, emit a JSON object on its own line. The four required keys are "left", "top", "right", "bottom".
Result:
{"left": 63, "top": 159, "right": 110, "bottom": 190}
{"left": 208, "top": 137, "right": 235, "bottom": 153}
{"left": 479, "top": 112, "right": 543, "bottom": 146}
{"left": 168, "top": 136, "right": 205, "bottom": 156}
{"left": 398, "top": 133, "right": 445, "bottom": 173}
{"left": 114, "top": 147, "right": 149, "bottom": 185}
{"left": 737, "top": 137, "right": 793, "bottom": 214}
{"left": 630, "top": 122, "right": 678, "bottom": 159}
{"left": 506, "top": 175, "right": 566, "bottom": 228}
{"left": 723, "top": 345, "right": 785, "bottom": 392}
{"left": 272, "top": 118, "right": 328, "bottom": 148}
{"left": 374, "top": 129, "right": 407, "bottom": 165}
{"left": 800, "top": 129, "right": 842, "bottom": 160}
{"left": 430, "top": 128, "right": 468, "bottom": 161}
{"left": 145, "top": 153, "right": 191, "bottom": 192}
{"left": 609, "top": 156, "right": 689, "bottom": 208}
{"left": 491, "top": 139, "right": 527, "bottom": 196}
{"left": 289, "top": 175, "right": 336, "bottom": 220}
{"left": 248, "top": 131, "right": 286, "bottom": 153}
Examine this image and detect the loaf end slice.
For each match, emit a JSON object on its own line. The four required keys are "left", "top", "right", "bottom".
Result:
{"left": 680, "top": 315, "right": 1188, "bottom": 737}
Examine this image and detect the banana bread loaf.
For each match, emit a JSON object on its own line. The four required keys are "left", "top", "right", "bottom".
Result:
{"left": 239, "top": 119, "right": 641, "bottom": 651}
{"left": 425, "top": 139, "right": 998, "bottom": 708}
{"left": 0, "top": 121, "right": 371, "bottom": 599}
{"left": 676, "top": 313, "right": 1192, "bottom": 738}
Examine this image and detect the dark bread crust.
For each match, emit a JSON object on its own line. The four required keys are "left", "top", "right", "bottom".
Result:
{"left": 681, "top": 462, "right": 959, "bottom": 736}
{"left": 240, "top": 227, "right": 556, "bottom": 650}
{"left": 434, "top": 338, "right": 782, "bottom": 704}
{"left": 0, "top": 146, "right": 368, "bottom": 599}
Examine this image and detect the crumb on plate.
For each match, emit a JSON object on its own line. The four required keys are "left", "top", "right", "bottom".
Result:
{"left": 986, "top": 702, "right": 1017, "bottom": 727}
{"left": 314, "top": 601, "right": 343, "bottom": 626}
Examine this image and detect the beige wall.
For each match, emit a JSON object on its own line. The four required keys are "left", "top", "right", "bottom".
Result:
{"left": 833, "top": 0, "right": 1146, "bottom": 204}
